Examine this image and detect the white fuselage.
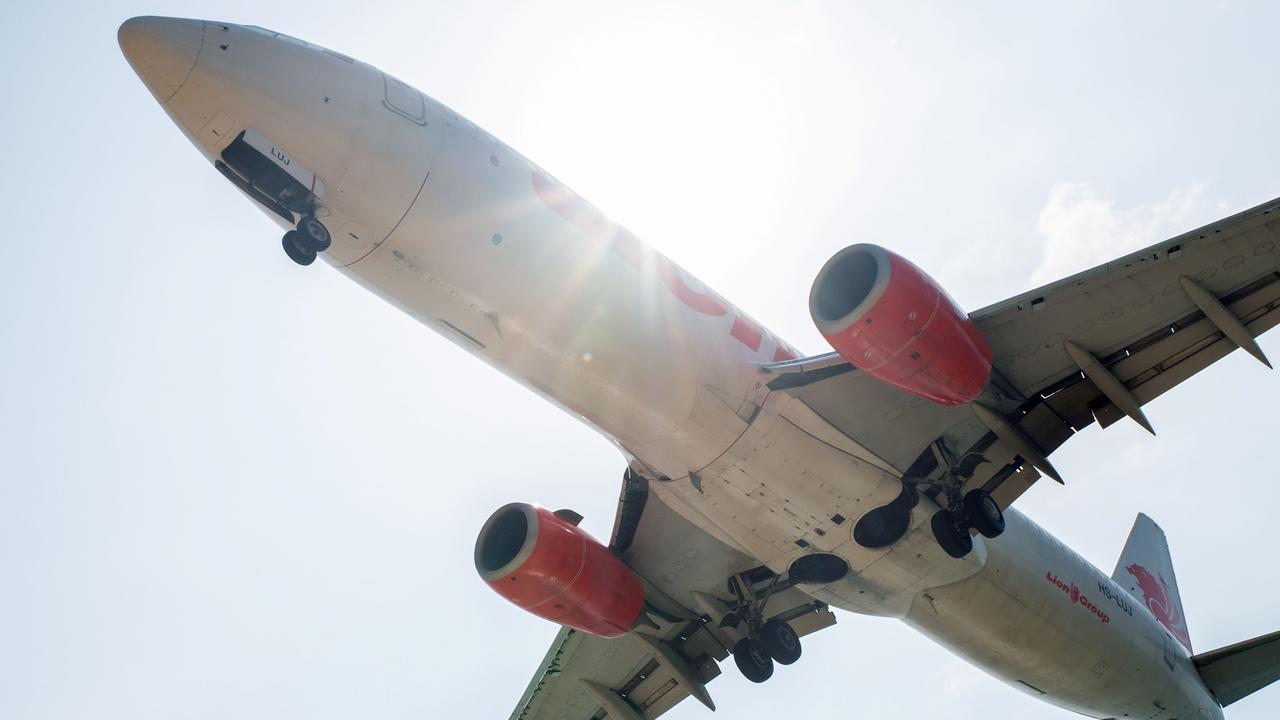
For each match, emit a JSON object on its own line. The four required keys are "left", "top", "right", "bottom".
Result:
{"left": 123, "top": 19, "right": 1222, "bottom": 720}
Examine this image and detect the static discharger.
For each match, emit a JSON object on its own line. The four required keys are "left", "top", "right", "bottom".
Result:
{"left": 1179, "top": 275, "right": 1273, "bottom": 369}
{"left": 971, "top": 403, "right": 1064, "bottom": 484}
{"left": 1063, "top": 340, "right": 1156, "bottom": 435}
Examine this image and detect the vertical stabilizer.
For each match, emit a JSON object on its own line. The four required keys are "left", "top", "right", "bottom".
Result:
{"left": 1112, "top": 513, "right": 1192, "bottom": 652}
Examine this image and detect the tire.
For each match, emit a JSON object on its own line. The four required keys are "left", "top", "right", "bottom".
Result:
{"left": 931, "top": 508, "right": 973, "bottom": 559}
{"left": 283, "top": 230, "right": 317, "bottom": 266}
{"left": 733, "top": 638, "right": 775, "bottom": 683}
{"left": 761, "top": 619, "right": 802, "bottom": 665}
{"left": 963, "top": 489, "right": 1006, "bottom": 539}
{"left": 297, "top": 215, "right": 331, "bottom": 252}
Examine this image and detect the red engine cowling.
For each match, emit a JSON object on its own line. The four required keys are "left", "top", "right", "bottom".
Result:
{"left": 808, "top": 244, "right": 992, "bottom": 405}
{"left": 474, "top": 502, "right": 645, "bottom": 638}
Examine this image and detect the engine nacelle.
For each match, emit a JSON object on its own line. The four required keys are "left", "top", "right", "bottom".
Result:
{"left": 474, "top": 502, "right": 645, "bottom": 638}
{"left": 809, "top": 244, "right": 992, "bottom": 405}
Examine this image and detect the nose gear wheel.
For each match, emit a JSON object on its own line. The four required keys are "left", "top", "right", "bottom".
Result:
{"left": 282, "top": 216, "right": 331, "bottom": 266}
{"left": 282, "top": 230, "right": 316, "bottom": 266}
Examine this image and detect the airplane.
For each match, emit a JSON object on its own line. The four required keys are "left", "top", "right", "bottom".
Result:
{"left": 117, "top": 16, "right": 1280, "bottom": 720}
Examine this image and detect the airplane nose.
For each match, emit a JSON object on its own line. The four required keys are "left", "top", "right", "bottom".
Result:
{"left": 118, "top": 16, "right": 205, "bottom": 103}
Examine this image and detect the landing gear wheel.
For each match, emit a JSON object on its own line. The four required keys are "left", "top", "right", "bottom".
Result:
{"left": 931, "top": 508, "right": 973, "bottom": 559}
{"left": 297, "top": 215, "right": 331, "bottom": 252}
{"left": 282, "top": 230, "right": 317, "bottom": 266}
{"left": 733, "top": 638, "right": 775, "bottom": 683}
{"left": 963, "top": 489, "right": 1005, "bottom": 539}
{"left": 760, "top": 619, "right": 802, "bottom": 665}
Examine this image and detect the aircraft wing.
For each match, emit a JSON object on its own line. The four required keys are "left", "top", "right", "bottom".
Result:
{"left": 508, "top": 474, "right": 837, "bottom": 720}
{"left": 765, "top": 196, "right": 1280, "bottom": 506}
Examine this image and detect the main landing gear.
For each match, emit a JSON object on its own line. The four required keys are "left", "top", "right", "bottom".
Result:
{"left": 724, "top": 573, "right": 804, "bottom": 684}
{"left": 930, "top": 488, "right": 1006, "bottom": 559}
{"left": 282, "top": 215, "right": 331, "bottom": 266}
{"left": 907, "top": 438, "right": 1006, "bottom": 559}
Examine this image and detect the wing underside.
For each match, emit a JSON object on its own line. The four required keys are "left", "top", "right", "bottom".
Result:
{"left": 510, "top": 198, "right": 1280, "bottom": 718}
{"left": 511, "top": 481, "right": 836, "bottom": 720}
{"left": 764, "top": 196, "right": 1280, "bottom": 507}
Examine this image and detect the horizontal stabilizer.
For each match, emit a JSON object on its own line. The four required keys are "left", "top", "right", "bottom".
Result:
{"left": 1194, "top": 629, "right": 1280, "bottom": 707}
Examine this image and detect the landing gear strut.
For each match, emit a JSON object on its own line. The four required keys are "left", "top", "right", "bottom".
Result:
{"left": 282, "top": 215, "right": 331, "bottom": 266}
{"left": 724, "top": 572, "right": 802, "bottom": 683}
{"left": 922, "top": 439, "right": 1006, "bottom": 558}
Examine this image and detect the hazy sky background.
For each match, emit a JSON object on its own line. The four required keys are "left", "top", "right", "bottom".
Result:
{"left": 3, "top": 2, "right": 1279, "bottom": 718}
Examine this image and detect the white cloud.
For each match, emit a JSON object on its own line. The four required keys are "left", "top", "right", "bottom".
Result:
{"left": 1030, "top": 182, "right": 1205, "bottom": 286}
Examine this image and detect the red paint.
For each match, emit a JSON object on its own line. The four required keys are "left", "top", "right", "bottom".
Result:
{"left": 655, "top": 256, "right": 730, "bottom": 317}
{"left": 729, "top": 315, "right": 765, "bottom": 351}
{"left": 531, "top": 171, "right": 797, "bottom": 356}
{"left": 1126, "top": 563, "right": 1192, "bottom": 651}
{"left": 611, "top": 228, "right": 647, "bottom": 269}
{"left": 817, "top": 247, "right": 992, "bottom": 405}
{"left": 1045, "top": 571, "right": 1111, "bottom": 624}
{"left": 484, "top": 505, "right": 645, "bottom": 639}
{"left": 531, "top": 171, "right": 611, "bottom": 244}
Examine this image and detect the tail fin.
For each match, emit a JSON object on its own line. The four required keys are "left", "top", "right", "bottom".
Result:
{"left": 1194, "top": 630, "right": 1280, "bottom": 706}
{"left": 1112, "top": 513, "right": 1192, "bottom": 652}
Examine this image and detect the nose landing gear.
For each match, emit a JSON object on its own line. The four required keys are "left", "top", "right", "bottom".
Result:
{"left": 297, "top": 215, "right": 332, "bottom": 252}
{"left": 282, "top": 216, "right": 331, "bottom": 266}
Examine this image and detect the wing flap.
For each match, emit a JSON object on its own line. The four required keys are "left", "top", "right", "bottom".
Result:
{"left": 973, "top": 198, "right": 1280, "bottom": 397}
{"left": 1092, "top": 274, "right": 1280, "bottom": 427}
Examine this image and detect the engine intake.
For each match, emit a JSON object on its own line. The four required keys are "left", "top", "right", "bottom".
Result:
{"left": 809, "top": 244, "right": 992, "bottom": 405}
{"left": 474, "top": 502, "right": 645, "bottom": 638}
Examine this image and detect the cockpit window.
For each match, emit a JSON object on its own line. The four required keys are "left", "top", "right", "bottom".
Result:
{"left": 244, "top": 25, "right": 277, "bottom": 37}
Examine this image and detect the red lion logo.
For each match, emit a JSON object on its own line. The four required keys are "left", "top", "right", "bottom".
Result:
{"left": 1126, "top": 563, "right": 1191, "bottom": 650}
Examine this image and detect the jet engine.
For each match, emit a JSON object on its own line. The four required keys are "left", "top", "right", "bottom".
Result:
{"left": 809, "top": 244, "right": 992, "bottom": 405}
{"left": 474, "top": 502, "right": 645, "bottom": 638}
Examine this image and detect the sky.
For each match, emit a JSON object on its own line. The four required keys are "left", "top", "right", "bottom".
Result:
{"left": 2, "top": 1, "right": 1279, "bottom": 718}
